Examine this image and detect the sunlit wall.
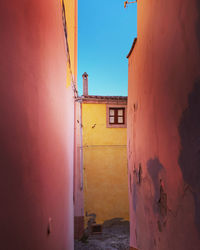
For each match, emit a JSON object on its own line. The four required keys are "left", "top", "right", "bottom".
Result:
{"left": 127, "top": 0, "right": 200, "bottom": 249}
{"left": 0, "top": 1, "right": 77, "bottom": 249}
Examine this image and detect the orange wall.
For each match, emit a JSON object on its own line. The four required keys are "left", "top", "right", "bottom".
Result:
{"left": 128, "top": 0, "right": 200, "bottom": 249}
{"left": 0, "top": 1, "right": 76, "bottom": 249}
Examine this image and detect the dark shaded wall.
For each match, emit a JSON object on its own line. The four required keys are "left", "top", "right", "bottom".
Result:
{"left": 0, "top": 1, "right": 74, "bottom": 249}
{"left": 127, "top": 0, "right": 200, "bottom": 249}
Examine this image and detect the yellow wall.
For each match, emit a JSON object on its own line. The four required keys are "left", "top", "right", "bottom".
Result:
{"left": 63, "top": 0, "right": 77, "bottom": 86}
{"left": 82, "top": 103, "right": 129, "bottom": 225}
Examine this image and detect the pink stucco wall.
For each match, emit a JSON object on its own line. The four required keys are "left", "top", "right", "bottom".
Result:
{"left": 0, "top": 1, "right": 74, "bottom": 249}
{"left": 127, "top": 0, "right": 200, "bottom": 249}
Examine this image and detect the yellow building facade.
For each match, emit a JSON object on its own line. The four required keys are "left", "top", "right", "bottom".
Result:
{"left": 80, "top": 93, "right": 129, "bottom": 225}
{"left": 62, "top": 0, "right": 77, "bottom": 87}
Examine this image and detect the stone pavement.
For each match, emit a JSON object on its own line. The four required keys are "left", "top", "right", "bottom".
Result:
{"left": 75, "top": 218, "right": 129, "bottom": 250}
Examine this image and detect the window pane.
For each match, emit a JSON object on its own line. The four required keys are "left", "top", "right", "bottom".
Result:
{"left": 118, "top": 117, "right": 123, "bottom": 123}
{"left": 109, "top": 109, "right": 114, "bottom": 116}
{"left": 118, "top": 109, "right": 123, "bottom": 116}
{"left": 110, "top": 117, "right": 114, "bottom": 123}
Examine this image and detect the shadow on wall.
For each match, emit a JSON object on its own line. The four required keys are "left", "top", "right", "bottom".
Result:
{"left": 178, "top": 81, "right": 200, "bottom": 234}
{"left": 132, "top": 158, "right": 167, "bottom": 218}
{"left": 131, "top": 163, "right": 142, "bottom": 212}
{"left": 147, "top": 158, "right": 166, "bottom": 215}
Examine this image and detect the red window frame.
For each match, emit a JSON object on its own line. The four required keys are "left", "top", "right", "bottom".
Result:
{"left": 109, "top": 108, "right": 125, "bottom": 125}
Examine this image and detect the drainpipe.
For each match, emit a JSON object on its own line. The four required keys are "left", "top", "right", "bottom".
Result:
{"left": 79, "top": 101, "right": 83, "bottom": 191}
{"left": 73, "top": 79, "right": 77, "bottom": 206}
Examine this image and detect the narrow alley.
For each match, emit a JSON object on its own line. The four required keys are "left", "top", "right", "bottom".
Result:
{"left": 0, "top": 0, "right": 200, "bottom": 250}
{"left": 74, "top": 73, "right": 129, "bottom": 249}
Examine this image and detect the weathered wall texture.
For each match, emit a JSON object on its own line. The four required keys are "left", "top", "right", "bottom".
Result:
{"left": 74, "top": 101, "right": 84, "bottom": 239}
{"left": 63, "top": 0, "right": 77, "bottom": 87}
{"left": 82, "top": 103, "right": 129, "bottom": 225}
{"left": 127, "top": 0, "right": 200, "bottom": 249}
{"left": 0, "top": 1, "right": 77, "bottom": 249}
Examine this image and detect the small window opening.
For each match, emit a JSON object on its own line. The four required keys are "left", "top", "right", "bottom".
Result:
{"left": 109, "top": 108, "right": 125, "bottom": 125}
{"left": 91, "top": 224, "right": 102, "bottom": 234}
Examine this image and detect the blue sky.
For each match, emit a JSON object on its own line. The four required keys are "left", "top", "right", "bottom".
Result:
{"left": 78, "top": 0, "right": 137, "bottom": 96}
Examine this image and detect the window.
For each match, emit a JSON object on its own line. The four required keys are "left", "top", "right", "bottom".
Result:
{"left": 106, "top": 104, "right": 127, "bottom": 128}
{"left": 109, "top": 108, "right": 125, "bottom": 124}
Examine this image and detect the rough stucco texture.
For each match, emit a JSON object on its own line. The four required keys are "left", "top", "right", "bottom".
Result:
{"left": 127, "top": 0, "right": 200, "bottom": 249}
{"left": 0, "top": 1, "right": 75, "bottom": 249}
{"left": 82, "top": 103, "right": 129, "bottom": 225}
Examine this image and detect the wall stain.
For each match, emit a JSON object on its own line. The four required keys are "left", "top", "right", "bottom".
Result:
{"left": 196, "top": 0, "right": 200, "bottom": 48}
{"left": 178, "top": 81, "right": 200, "bottom": 234}
{"left": 158, "top": 180, "right": 167, "bottom": 217}
{"left": 147, "top": 158, "right": 165, "bottom": 214}
{"left": 132, "top": 163, "right": 142, "bottom": 211}
{"left": 132, "top": 183, "right": 137, "bottom": 212}
{"left": 138, "top": 163, "right": 142, "bottom": 184}
{"left": 157, "top": 220, "right": 162, "bottom": 232}
{"left": 129, "top": 173, "right": 132, "bottom": 193}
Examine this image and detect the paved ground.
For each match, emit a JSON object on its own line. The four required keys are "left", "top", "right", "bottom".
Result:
{"left": 75, "top": 218, "right": 129, "bottom": 250}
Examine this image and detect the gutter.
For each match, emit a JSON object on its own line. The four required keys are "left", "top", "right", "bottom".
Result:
{"left": 126, "top": 37, "right": 137, "bottom": 59}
